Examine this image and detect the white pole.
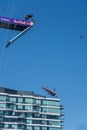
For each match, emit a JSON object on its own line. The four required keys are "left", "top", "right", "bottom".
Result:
{"left": 6, "top": 26, "right": 31, "bottom": 48}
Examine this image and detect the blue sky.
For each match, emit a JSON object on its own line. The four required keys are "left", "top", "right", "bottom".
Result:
{"left": 0, "top": 0, "right": 87, "bottom": 130}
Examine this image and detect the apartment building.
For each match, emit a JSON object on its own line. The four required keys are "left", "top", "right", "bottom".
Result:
{"left": 0, "top": 87, "right": 64, "bottom": 130}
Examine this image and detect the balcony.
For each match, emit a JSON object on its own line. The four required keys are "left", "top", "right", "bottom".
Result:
{"left": 60, "top": 105, "right": 64, "bottom": 110}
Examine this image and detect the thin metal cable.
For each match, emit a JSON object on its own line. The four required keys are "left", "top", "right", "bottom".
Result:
{"left": 0, "top": 0, "right": 16, "bottom": 83}
{"left": 0, "top": 29, "right": 9, "bottom": 74}
{"left": 9, "top": 0, "right": 16, "bottom": 18}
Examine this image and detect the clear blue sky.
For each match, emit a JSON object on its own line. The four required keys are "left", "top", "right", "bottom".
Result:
{"left": 0, "top": 0, "right": 87, "bottom": 130}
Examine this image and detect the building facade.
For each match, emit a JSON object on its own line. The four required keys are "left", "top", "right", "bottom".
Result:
{"left": 0, "top": 87, "right": 64, "bottom": 130}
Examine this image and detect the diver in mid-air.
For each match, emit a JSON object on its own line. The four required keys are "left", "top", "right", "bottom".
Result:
{"left": 25, "top": 14, "right": 33, "bottom": 21}
{"left": 42, "top": 87, "right": 57, "bottom": 97}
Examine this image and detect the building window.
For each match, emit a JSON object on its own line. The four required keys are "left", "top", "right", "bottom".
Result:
{"left": 42, "top": 114, "right": 46, "bottom": 118}
{"left": 43, "top": 107, "right": 47, "bottom": 112}
{"left": 33, "top": 113, "right": 40, "bottom": 118}
{"left": 25, "top": 98, "right": 33, "bottom": 104}
{"left": 26, "top": 113, "right": 32, "bottom": 117}
{"left": 0, "top": 111, "right": 4, "bottom": 115}
{"left": 0, "top": 123, "right": 4, "bottom": 128}
{"left": 26, "top": 119, "right": 32, "bottom": 124}
{"left": 42, "top": 107, "right": 60, "bottom": 114}
{"left": 18, "top": 124, "right": 25, "bottom": 129}
{"left": 12, "top": 111, "right": 16, "bottom": 116}
{"left": 47, "top": 115, "right": 59, "bottom": 120}
{"left": 18, "top": 97, "right": 23, "bottom": 103}
{"left": 0, "top": 117, "right": 3, "bottom": 121}
{"left": 34, "top": 126, "right": 40, "bottom": 130}
{"left": 36, "top": 100, "right": 41, "bottom": 105}
{"left": 10, "top": 97, "right": 16, "bottom": 103}
{"left": 0, "top": 103, "right": 6, "bottom": 108}
{"left": 42, "top": 120, "right": 47, "bottom": 124}
{"left": 33, "top": 106, "right": 41, "bottom": 112}
{"left": 43, "top": 100, "right": 60, "bottom": 106}
{"left": 5, "top": 111, "right": 10, "bottom": 116}
{"left": 27, "top": 126, "right": 32, "bottom": 130}
{"left": 49, "top": 128, "right": 59, "bottom": 130}
{"left": 33, "top": 120, "right": 40, "bottom": 124}
{"left": 12, "top": 124, "right": 17, "bottom": 129}
{"left": 25, "top": 105, "right": 32, "bottom": 110}
{"left": 17, "top": 105, "right": 23, "bottom": 110}
{"left": 10, "top": 104, "right": 16, "bottom": 109}
{"left": 4, "top": 124, "right": 9, "bottom": 128}
{"left": 49, "top": 121, "right": 60, "bottom": 125}
{"left": 0, "top": 96, "right": 6, "bottom": 101}
{"left": 42, "top": 127, "right": 47, "bottom": 130}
